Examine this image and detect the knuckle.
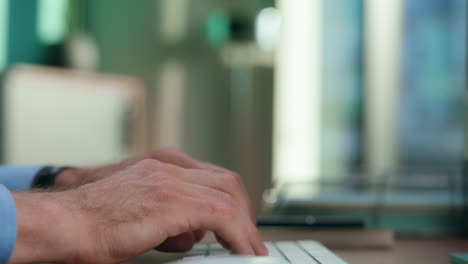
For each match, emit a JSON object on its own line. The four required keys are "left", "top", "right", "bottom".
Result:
{"left": 155, "top": 190, "right": 170, "bottom": 202}
{"left": 218, "top": 205, "right": 236, "bottom": 220}
{"left": 137, "top": 158, "right": 161, "bottom": 169}
{"left": 220, "top": 172, "right": 241, "bottom": 190}
{"left": 152, "top": 173, "right": 180, "bottom": 188}
{"left": 218, "top": 191, "right": 236, "bottom": 207}
{"left": 152, "top": 160, "right": 183, "bottom": 174}
{"left": 231, "top": 172, "right": 243, "bottom": 183}
{"left": 152, "top": 172, "right": 171, "bottom": 182}
{"left": 164, "top": 163, "right": 184, "bottom": 174}
{"left": 226, "top": 171, "right": 242, "bottom": 185}
{"left": 210, "top": 200, "right": 236, "bottom": 220}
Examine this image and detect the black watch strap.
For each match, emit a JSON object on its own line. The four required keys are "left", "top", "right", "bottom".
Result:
{"left": 31, "top": 166, "right": 70, "bottom": 189}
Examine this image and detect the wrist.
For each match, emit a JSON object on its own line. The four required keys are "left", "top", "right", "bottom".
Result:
{"left": 10, "top": 191, "right": 86, "bottom": 263}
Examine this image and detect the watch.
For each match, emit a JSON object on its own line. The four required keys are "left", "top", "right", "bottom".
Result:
{"left": 31, "top": 166, "right": 71, "bottom": 189}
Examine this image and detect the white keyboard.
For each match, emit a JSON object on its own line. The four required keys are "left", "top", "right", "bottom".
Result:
{"left": 168, "top": 240, "right": 348, "bottom": 264}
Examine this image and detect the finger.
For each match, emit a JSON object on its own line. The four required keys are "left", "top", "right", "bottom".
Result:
{"left": 199, "top": 161, "right": 232, "bottom": 174}
{"left": 193, "top": 230, "right": 206, "bottom": 242}
{"left": 150, "top": 149, "right": 254, "bottom": 219}
{"left": 183, "top": 169, "right": 253, "bottom": 220}
{"left": 151, "top": 149, "right": 237, "bottom": 179}
{"left": 156, "top": 232, "right": 196, "bottom": 252}
{"left": 189, "top": 164, "right": 254, "bottom": 221}
{"left": 150, "top": 148, "right": 206, "bottom": 170}
{"left": 153, "top": 164, "right": 253, "bottom": 222}
{"left": 155, "top": 176, "right": 231, "bottom": 203}
{"left": 215, "top": 236, "right": 231, "bottom": 250}
{"left": 156, "top": 186, "right": 257, "bottom": 255}
{"left": 248, "top": 227, "right": 268, "bottom": 256}
{"left": 157, "top": 176, "right": 254, "bottom": 231}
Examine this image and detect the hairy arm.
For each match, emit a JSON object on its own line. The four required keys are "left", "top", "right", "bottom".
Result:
{"left": 10, "top": 192, "right": 84, "bottom": 263}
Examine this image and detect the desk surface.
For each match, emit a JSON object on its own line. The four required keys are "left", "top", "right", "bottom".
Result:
{"left": 126, "top": 229, "right": 468, "bottom": 264}
{"left": 334, "top": 238, "right": 467, "bottom": 264}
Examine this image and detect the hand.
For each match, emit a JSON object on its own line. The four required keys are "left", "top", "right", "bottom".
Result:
{"left": 54, "top": 147, "right": 232, "bottom": 188}
{"left": 11, "top": 159, "right": 267, "bottom": 264}
{"left": 54, "top": 148, "right": 253, "bottom": 252}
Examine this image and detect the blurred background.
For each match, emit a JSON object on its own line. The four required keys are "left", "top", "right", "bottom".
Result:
{"left": 0, "top": 0, "right": 466, "bottom": 235}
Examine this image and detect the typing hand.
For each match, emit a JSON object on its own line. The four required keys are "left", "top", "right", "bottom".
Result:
{"left": 55, "top": 147, "right": 234, "bottom": 188}
{"left": 11, "top": 159, "right": 267, "bottom": 264}
{"left": 53, "top": 148, "right": 254, "bottom": 251}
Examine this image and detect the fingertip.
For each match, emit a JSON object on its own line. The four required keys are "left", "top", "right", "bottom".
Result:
{"left": 259, "top": 243, "right": 269, "bottom": 256}
{"left": 234, "top": 246, "right": 255, "bottom": 256}
{"left": 249, "top": 247, "right": 256, "bottom": 256}
{"left": 218, "top": 237, "right": 252, "bottom": 256}
{"left": 237, "top": 245, "right": 256, "bottom": 256}
{"left": 251, "top": 241, "right": 268, "bottom": 256}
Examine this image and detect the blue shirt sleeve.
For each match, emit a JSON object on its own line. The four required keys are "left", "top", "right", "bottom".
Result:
{"left": 0, "top": 185, "right": 17, "bottom": 264}
{"left": 0, "top": 166, "right": 44, "bottom": 263}
{"left": 0, "top": 166, "right": 45, "bottom": 191}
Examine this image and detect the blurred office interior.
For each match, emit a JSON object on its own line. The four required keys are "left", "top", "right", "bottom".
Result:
{"left": 0, "top": 0, "right": 466, "bottom": 235}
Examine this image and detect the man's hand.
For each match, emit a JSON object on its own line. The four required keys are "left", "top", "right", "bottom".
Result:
{"left": 54, "top": 148, "right": 232, "bottom": 188}
{"left": 11, "top": 159, "right": 267, "bottom": 264}
{"left": 53, "top": 148, "right": 253, "bottom": 252}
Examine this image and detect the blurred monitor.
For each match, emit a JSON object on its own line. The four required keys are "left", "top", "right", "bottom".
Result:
{"left": 2, "top": 64, "right": 149, "bottom": 167}
{"left": 465, "top": 80, "right": 468, "bottom": 236}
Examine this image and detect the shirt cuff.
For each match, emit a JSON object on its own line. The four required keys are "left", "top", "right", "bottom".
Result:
{"left": 0, "top": 185, "right": 17, "bottom": 264}
{"left": 0, "top": 166, "right": 45, "bottom": 191}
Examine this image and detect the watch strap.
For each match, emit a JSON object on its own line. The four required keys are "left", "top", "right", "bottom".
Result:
{"left": 31, "top": 166, "right": 70, "bottom": 189}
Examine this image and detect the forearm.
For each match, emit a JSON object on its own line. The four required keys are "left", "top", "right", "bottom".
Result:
{"left": 10, "top": 192, "right": 83, "bottom": 264}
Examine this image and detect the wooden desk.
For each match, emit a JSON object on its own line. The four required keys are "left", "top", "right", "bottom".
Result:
{"left": 334, "top": 238, "right": 467, "bottom": 264}
{"left": 126, "top": 229, "right": 468, "bottom": 264}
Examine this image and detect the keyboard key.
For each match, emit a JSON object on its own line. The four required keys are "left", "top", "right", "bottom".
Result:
{"left": 186, "top": 244, "right": 208, "bottom": 256}
{"left": 298, "top": 240, "right": 348, "bottom": 264}
{"left": 314, "top": 254, "right": 348, "bottom": 264}
{"left": 171, "top": 240, "right": 346, "bottom": 264}
{"left": 181, "top": 255, "right": 207, "bottom": 260}
{"left": 176, "top": 255, "right": 287, "bottom": 264}
{"left": 276, "top": 241, "right": 319, "bottom": 264}
{"left": 208, "top": 243, "right": 224, "bottom": 250}
{"left": 208, "top": 253, "right": 231, "bottom": 257}
{"left": 298, "top": 240, "right": 328, "bottom": 256}
{"left": 208, "top": 243, "right": 231, "bottom": 255}
{"left": 265, "top": 242, "right": 285, "bottom": 259}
